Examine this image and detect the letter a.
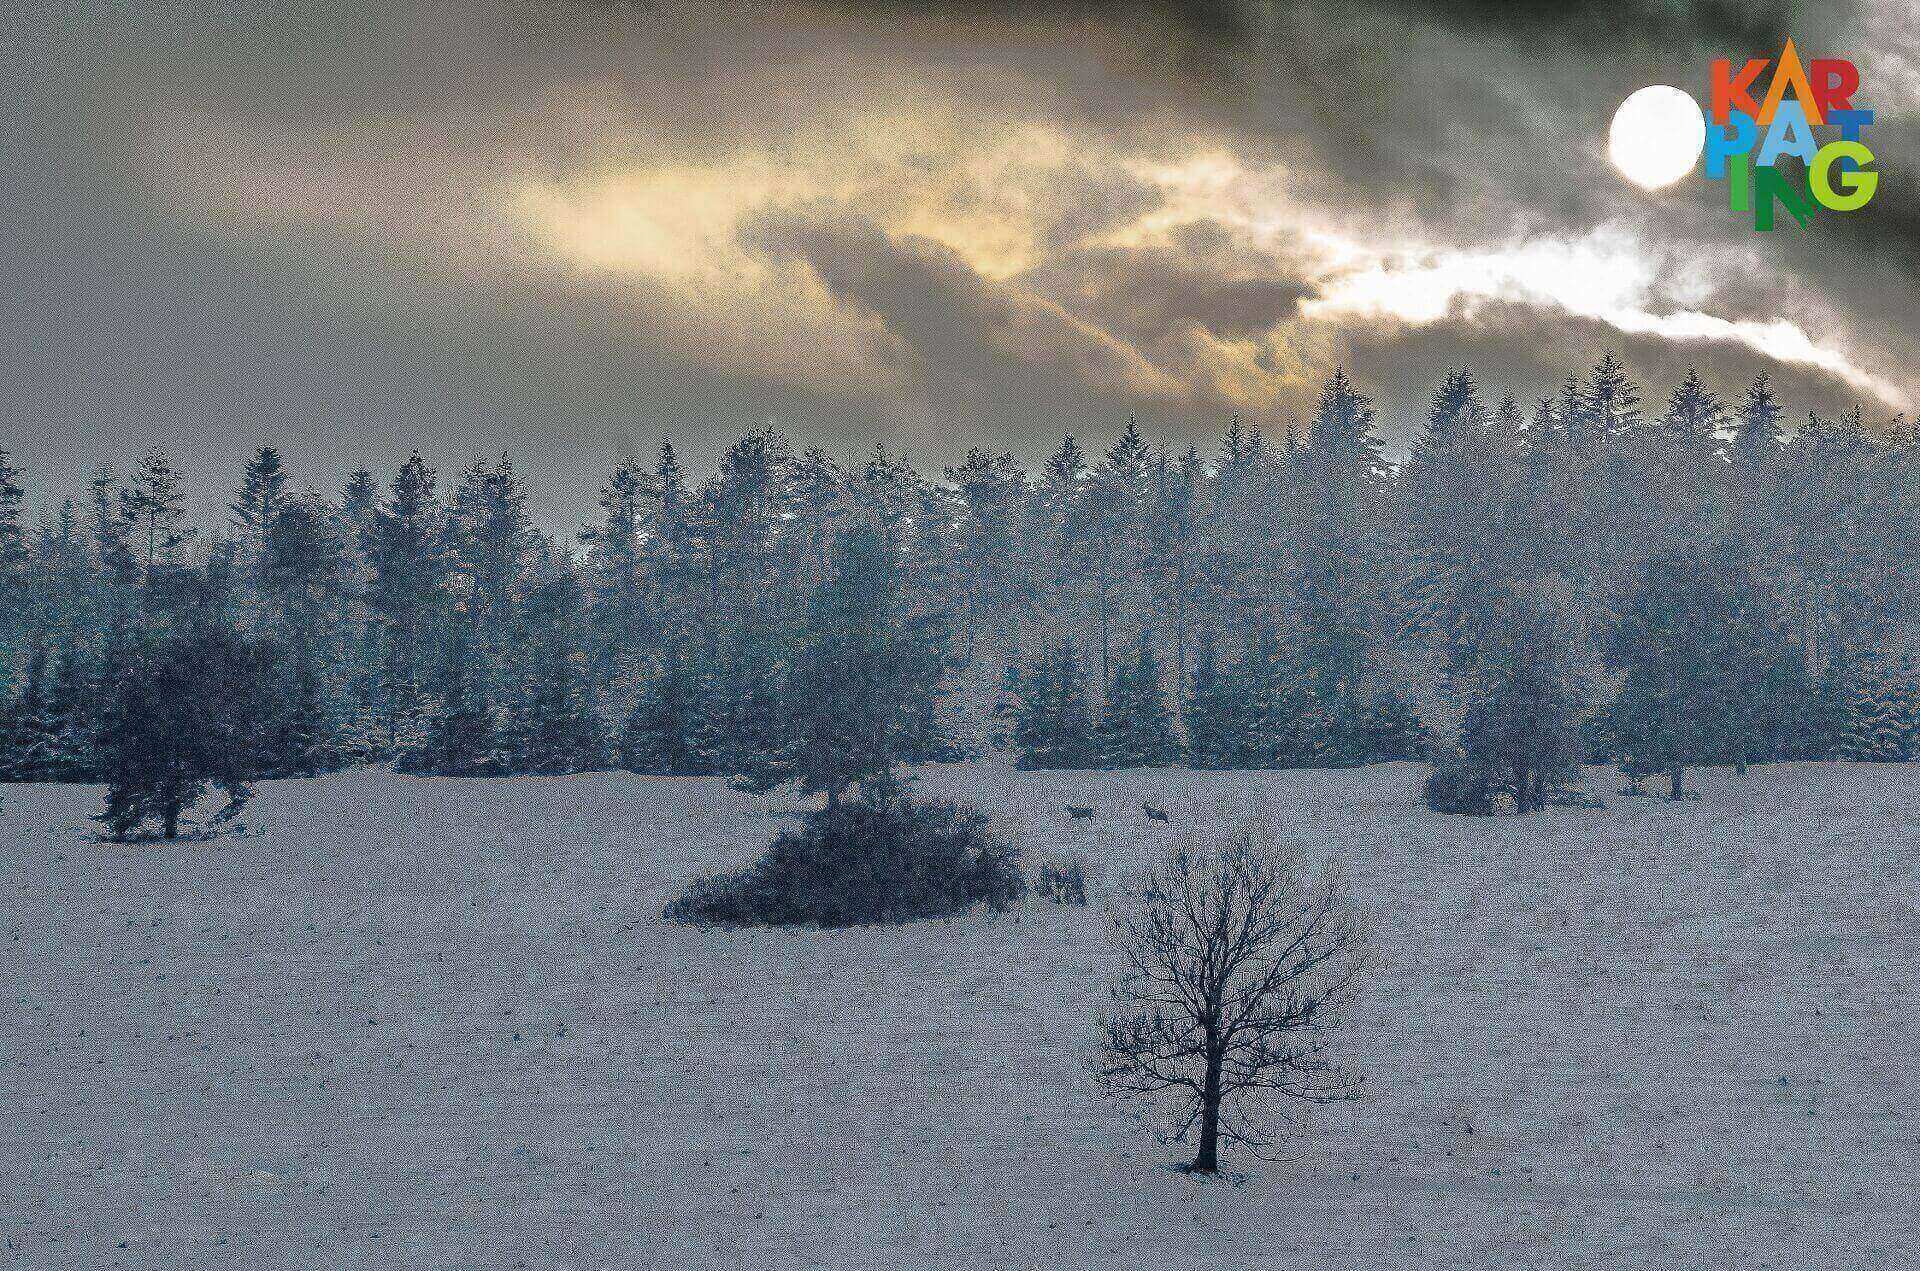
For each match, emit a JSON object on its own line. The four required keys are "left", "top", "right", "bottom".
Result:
{"left": 1758, "top": 38, "right": 1823, "bottom": 125}
{"left": 1758, "top": 100, "right": 1818, "bottom": 167}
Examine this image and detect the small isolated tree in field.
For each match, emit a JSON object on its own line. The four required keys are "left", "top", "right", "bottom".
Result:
{"left": 95, "top": 625, "right": 267, "bottom": 841}
{"left": 1097, "top": 825, "right": 1370, "bottom": 1174}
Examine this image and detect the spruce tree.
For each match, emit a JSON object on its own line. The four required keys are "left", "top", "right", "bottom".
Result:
{"left": 1008, "top": 640, "right": 1097, "bottom": 770}
{"left": 620, "top": 650, "right": 717, "bottom": 775}
{"left": 94, "top": 625, "right": 267, "bottom": 840}
{"left": 736, "top": 522, "right": 929, "bottom": 805}
{"left": 259, "top": 645, "right": 334, "bottom": 779}
{"left": 504, "top": 574, "right": 605, "bottom": 775}
{"left": 1845, "top": 658, "right": 1920, "bottom": 761}
{"left": 0, "top": 644, "right": 51, "bottom": 780}
{"left": 363, "top": 453, "right": 447, "bottom": 745}
{"left": 0, "top": 448, "right": 25, "bottom": 674}
{"left": 1096, "top": 634, "right": 1182, "bottom": 768}
{"left": 1241, "top": 627, "right": 1326, "bottom": 769}
{"left": 1448, "top": 603, "right": 1584, "bottom": 812}
{"left": 1730, "top": 374, "right": 1784, "bottom": 461}
{"left": 230, "top": 446, "right": 287, "bottom": 565}
{"left": 580, "top": 456, "right": 650, "bottom": 688}
{"left": 120, "top": 447, "right": 195, "bottom": 601}
{"left": 1183, "top": 633, "right": 1242, "bottom": 769}
{"left": 404, "top": 628, "right": 503, "bottom": 777}
{"left": 1604, "top": 547, "right": 1743, "bottom": 798}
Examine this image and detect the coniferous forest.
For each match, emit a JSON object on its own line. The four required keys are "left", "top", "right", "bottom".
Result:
{"left": 3, "top": 354, "right": 1919, "bottom": 827}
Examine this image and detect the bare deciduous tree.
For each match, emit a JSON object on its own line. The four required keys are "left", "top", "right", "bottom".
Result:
{"left": 1096, "top": 823, "right": 1370, "bottom": 1174}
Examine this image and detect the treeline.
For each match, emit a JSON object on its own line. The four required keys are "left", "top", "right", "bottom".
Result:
{"left": 2, "top": 354, "right": 1918, "bottom": 795}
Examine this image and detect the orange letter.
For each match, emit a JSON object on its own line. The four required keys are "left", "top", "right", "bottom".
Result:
{"left": 1758, "top": 38, "right": 1823, "bottom": 125}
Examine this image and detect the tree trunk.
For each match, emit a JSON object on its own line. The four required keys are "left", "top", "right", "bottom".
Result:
{"left": 1190, "top": 1046, "right": 1224, "bottom": 1173}
{"left": 163, "top": 806, "right": 179, "bottom": 840}
{"left": 1669, "top": 764, "right": 1685, "bottom": 801}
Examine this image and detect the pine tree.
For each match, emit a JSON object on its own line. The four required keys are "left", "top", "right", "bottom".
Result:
{"left": 1183, "top": 632, "right": 1242, "bottom": 769}
{"left": 94, "top": 625, "right": 267, "bottom": 840}
{"left": 230, "top": 446, "right": 287, "bottom": 565}
{"left": 1096, "top": 634, "right": 1182, "bottom": 767}
{"left": 1007, "top": 640, "right": 1097, "bottom": 770}
{"left": 620, "top": 650, "right": 718, "bottom": 775}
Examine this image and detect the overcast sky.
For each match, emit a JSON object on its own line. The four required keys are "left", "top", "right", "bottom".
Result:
{"left": 6, "top": 0, "right": 1918, "bottom": 531}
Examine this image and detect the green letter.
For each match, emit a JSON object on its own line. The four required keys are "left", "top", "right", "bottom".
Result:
{"left": 1811, "top": 140, "right": 1878, "bottom": 210}
{"left": 1753, "top": 164, "right": 1816, "bottom": 230}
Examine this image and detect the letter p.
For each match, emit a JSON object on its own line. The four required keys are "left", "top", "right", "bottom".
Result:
{"left": 1704, "top": 109, "right": 1757, "bottom": 179}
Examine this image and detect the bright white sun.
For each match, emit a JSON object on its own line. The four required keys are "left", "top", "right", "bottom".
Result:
{"left": 1609, "top": 85, "right": 1707, "bottom": 190}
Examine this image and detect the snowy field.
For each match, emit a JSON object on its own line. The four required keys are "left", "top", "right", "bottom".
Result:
{"left": 3, "top": 762, "right": 1918, "bottom": 1270}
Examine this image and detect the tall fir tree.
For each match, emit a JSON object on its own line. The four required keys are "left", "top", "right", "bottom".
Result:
{"left": 1007, "top": 640, "right": 1098, "bottom": 770}
{"left": 1183, "top": 632, "right": 1242, "bottom": 769}
{"left": 1096, "top": 634, "right": 1182, "bottom": 767}
{"left": 620, "top": 649, "right": 718, "bottom": 775}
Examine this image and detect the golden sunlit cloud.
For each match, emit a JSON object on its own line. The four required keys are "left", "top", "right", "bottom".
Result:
{"left": 137, "top": 59, "right": 1912, "bottom": 434}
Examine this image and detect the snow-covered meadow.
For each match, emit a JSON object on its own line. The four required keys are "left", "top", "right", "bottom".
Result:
{"left": 3, "top": 761, "right": 1917, "bottom": 1269}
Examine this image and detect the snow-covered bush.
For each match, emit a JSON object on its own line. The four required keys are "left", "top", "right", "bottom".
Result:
{"left": 664, "top": 796, "right": 1025, "bottom": 927}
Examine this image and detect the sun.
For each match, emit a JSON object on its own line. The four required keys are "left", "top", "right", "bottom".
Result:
{"left": 1609, "top": 85, "right": 1707, "bottom": 190}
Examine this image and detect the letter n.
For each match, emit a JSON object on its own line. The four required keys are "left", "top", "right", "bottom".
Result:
{"left": 1752, "top": 165, "right": 1816, "bottom": 230}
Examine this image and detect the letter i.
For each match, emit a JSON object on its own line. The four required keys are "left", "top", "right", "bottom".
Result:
{"left": 1728, "top": 153, "right": 1751, "bottom": 212}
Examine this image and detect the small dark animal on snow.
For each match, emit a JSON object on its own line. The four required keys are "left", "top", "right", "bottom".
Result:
{"left": 1065, "top": 805, "right": 1096, "bottom": 820}
{"left": 1142, "top": 802, "right": 1170, "bottom": 823}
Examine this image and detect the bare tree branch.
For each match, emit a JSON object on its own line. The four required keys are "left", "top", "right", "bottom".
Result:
{"left": 1092, "top": 821, "right": 1371, "bottom": 1174}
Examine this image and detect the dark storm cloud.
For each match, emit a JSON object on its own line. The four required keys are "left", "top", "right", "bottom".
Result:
{"left": 739, "top": 206, "right": 1223, "bottom": 427}
{"left": 1018, "top": 221, "right": 1312, "bottom": 346}
{"left": 3, "top": 0, "right": 1914, "bottom": 539}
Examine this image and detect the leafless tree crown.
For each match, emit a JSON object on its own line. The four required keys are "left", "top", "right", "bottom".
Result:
{"left": 1096, "top": 822, "right": 1371, "bottom": 1170}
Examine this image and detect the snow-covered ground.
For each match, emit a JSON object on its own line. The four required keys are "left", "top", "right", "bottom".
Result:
{"left": 3, "top": 762, "right": 1917, "bottom": 1269}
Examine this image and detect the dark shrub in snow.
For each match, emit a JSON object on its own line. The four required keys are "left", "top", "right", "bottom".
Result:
{"left": 665, "top": 796, "right": 1025, "bottom": 927}
{"left": 1036, "top": 856, "right": 1088, "bottom": 905}
{"left": 1422, "top": 757, "right": 1493, "bottom": 815}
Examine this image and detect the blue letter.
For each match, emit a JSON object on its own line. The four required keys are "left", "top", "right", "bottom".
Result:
{"left": 1758, "top": 100, "right": 1817, "bottom": 167}
{"left": 1705, "top": 109, "right": 1757, "bottom": 179}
